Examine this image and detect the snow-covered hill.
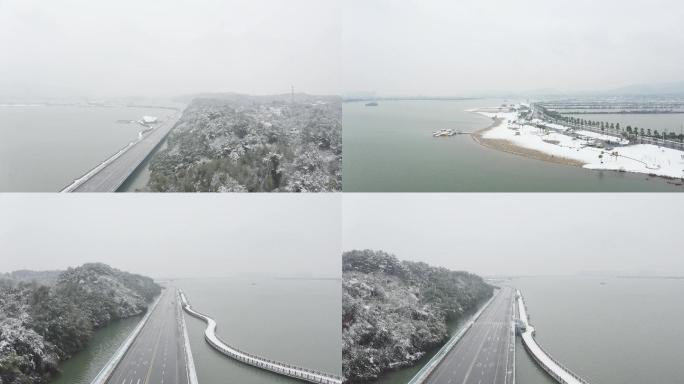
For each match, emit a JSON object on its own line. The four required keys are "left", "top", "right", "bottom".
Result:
{"left": 342, "top": 250, "right": 492, "bottom": 383}
{"left": 0, "top": 263, "right": 160, "bottom": 384}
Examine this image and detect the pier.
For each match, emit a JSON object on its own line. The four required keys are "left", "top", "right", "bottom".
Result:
{"left": 516, "top": 290, "right": 590, "bottom": 384}
{"left": 179, "top": 290, "right": 342, "bottom": 384}
{"left": 61, "top": 110, "right": 182, "bottom": 192}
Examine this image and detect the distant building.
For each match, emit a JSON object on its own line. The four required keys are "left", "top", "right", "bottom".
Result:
{"left": 142, "top": 116, "right": 158, "bottom": 124}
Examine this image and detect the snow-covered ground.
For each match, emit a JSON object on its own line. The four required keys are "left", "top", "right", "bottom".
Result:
{"left": 476, "top": 110, "right": 684, "bottom": 179}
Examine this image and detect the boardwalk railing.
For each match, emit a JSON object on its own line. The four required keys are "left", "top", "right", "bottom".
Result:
{"left": 516, "top": 290, "right": 591, "bottom": 384}
{"left": 179, "top": 290, "right": 342, "bottom": 384}
{"left": 527, "top": 333, "right": 590, "bottom": 384}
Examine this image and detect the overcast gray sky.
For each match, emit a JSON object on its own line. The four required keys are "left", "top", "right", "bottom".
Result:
{"left": 343, "top": 194, "right": 684, "bottom": 277}
{"left": 0, "top": 194, "right": 340, "bottom": 278}
{"left": 0, "top": 0, "right": 340, "bottom": 99}
{"left": 343, "top": 0, "right": 684, "bottom": 96}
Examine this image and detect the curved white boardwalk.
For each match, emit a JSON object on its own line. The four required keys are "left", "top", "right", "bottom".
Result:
{"left": 179, "top": 290, "right": 342, "bottom": 384}
{"left": 516, "top": 290, "right": 590, "bottom": 384}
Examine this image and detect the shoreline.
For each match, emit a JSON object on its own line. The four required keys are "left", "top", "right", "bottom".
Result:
{"left": 470, "top": 116, "right": 586, "bottom": 168}
{"left": 468, "top": 110, "right": 684, "bottom": 185}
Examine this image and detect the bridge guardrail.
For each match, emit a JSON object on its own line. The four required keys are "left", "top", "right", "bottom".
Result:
{"left": 61, "top": 141, "right": 137, "bottom": 192}
{"left": 407, "top": 290, "right": 499, "bottom": 384}
{"left": 89, "top": 292, "right": 162, "bottom": 384}
{"left": 61, "top": 111, "right": 182, "bottom": 192}
{"left": 176, "top": 290, "right": 199, "bottom": 384}
{"left": 510, "top": 293, "right": 516, "bottom": 384}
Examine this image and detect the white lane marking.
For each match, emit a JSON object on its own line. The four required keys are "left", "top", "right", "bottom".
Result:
{"left": 460, "top": 307, "right": 496, "bottom": 384}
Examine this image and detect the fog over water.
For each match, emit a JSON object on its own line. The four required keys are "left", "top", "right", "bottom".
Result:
{"left": 0, "top": 194, "right": 341, "bottom": 278}
{"left": 0, "top": 0, "right": 340, "bottom": 99}
{"left": 343, "top": 194, "right": 684, "bottom": 276}
{"left": 343, "top": 0, "right": 684, "bottom": 96}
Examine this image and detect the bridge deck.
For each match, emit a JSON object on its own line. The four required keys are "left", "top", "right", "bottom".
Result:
{"left": 517, "top": 290, "right": 589, "bottom": 384}
{"left": 423, "top": 286, "right": 515, "bottom": 384}
{"left": 65, "top": 111, "right": 182, "bottom": 192}
{"left": 105, "top": 288, "right": 191, "bottom": 384}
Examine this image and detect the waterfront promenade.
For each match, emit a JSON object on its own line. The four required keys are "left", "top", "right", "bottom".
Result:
{"left": 180, "top": 290, "right": 342, "bottom": 384}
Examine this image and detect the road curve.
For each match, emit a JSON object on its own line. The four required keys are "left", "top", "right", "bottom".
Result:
{"left": 425, "top": 286, "right": 515, "bottom": 384}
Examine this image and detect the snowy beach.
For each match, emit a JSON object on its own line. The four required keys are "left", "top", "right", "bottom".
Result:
{"left": 471, "top": 108, "right": 684, "bottom": 181}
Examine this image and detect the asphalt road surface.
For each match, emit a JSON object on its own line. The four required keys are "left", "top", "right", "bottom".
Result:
{"left": 106, "top": 288, "right": 189, "bottom": 384}
{"left": 72, "top": 113, "right": 180, "bottom": 192}
{"left": 425, "top": 286, "right": 515, "bottom": 384}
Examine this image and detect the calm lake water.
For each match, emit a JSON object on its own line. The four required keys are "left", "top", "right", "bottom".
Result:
{"left": 176, "top": 277, "right": 341, "bottom": 383}
{"left": 51, "top": 316, "right": 141, "bottom": 384}
{"left": 343, "top": 100, "right": 683, "bottom": 191}
{"left": 511, "top": 276, "right": 684, "bottom": 384}
{"left": 0, "top": 105, "right": 175, "bottom": 191}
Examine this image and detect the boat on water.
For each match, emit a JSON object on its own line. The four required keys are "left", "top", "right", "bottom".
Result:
{"left": 432, "top": 129, "right": 457, "bottom": 137}
{"left": 365, "top": 102, "right": 379, "bottom": 107}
